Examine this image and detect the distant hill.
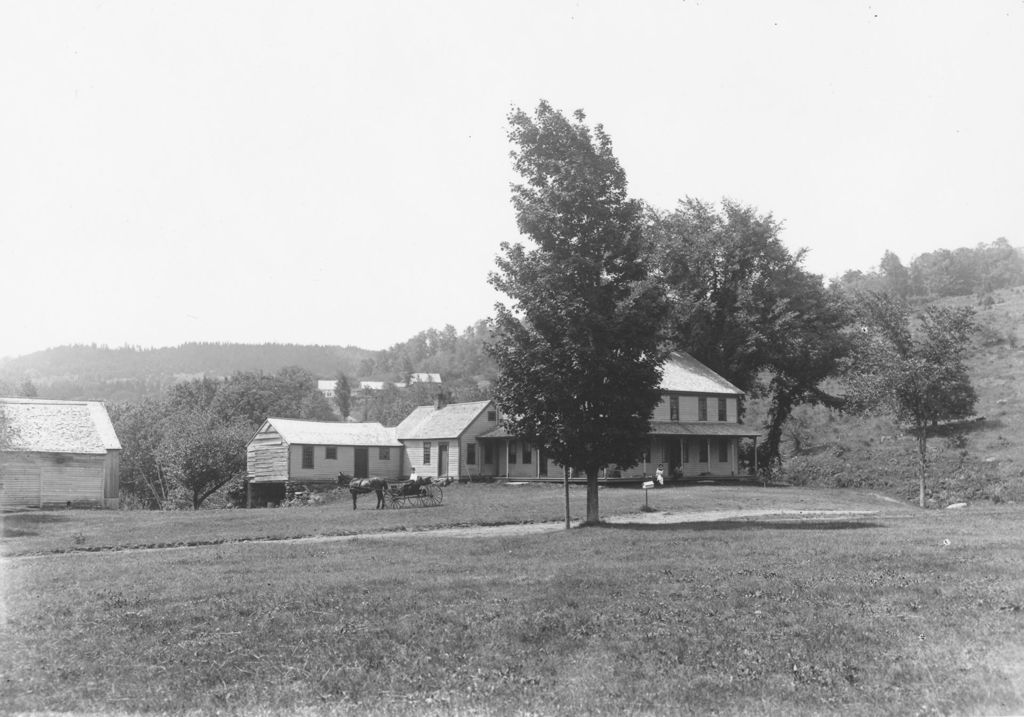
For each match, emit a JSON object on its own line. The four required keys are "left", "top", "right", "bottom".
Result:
{"left": 0, "top": 342, "right": 376, "bottom": 402}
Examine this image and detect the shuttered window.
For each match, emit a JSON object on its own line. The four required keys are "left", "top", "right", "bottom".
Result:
{"left": 718, "top": 398, "right": 727, "bottom": 421}
{"left": 698, "top": 397, "right": 708, "bottom": 421}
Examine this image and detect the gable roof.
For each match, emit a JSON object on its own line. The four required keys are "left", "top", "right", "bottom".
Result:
{"left": 316, "top": 379, "right": 337, "bottom": 392}
{"left": 0, "top": 398, "right": 121, "bottom": 454}
{"left": 396, "top": 400, "right": 492, "bottom": 440}
{"left": 660, "top": 352, "right": 743, "bottom": 395}
{"left": 260, "top": 418, "right": 401, "bottom": 446}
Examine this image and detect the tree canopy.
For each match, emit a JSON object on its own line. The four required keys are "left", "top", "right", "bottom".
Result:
{"left": 489, "top": 101, "right": 668, "bottom": 523}
{"left": 844, "top": 293, "right": 977, "bottom": 507}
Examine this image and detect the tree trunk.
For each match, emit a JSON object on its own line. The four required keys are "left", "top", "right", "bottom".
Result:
{"left": 583, "top": 464, "right": 600, "bottom": 524}
{"left": 917, "top": 427, "right": 928, "bottom": 508}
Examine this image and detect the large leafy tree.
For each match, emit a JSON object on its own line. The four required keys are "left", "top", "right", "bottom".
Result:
{"left": 844, "top": 294, "right": 977, "bottom": 507}
{"left": 647, "top": 198, "right": 850, "bottom": 469}
{"left": 156, "top": 410, "right": 250, "bottom": 509}
{"left": 489, "top": 101, "right": 668, "bottom": 524}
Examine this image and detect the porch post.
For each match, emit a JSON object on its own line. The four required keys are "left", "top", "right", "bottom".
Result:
{"left": 707, "top": 439, "right": 712, "bottom": 475}
{"left": 245, "top": 479, "right": 252, "bottom": 509}
{"left": 505, "top": 440, "right": 509, "bottom": 479}
{"left": 752, "top": 436, "right": 758, "bottom": 477}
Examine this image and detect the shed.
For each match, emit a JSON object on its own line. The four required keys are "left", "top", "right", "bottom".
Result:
{"left": 0, "top": 398, "right": 122, "bottom": 509}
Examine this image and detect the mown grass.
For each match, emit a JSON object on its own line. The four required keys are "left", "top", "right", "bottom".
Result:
{"left": 2, "top": 501, "right": 1022, "bottom": 716}
{"left": 0, "top": 482, "right": 906, "bottom": 557}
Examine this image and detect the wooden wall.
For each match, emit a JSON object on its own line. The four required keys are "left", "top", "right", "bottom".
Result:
{"left": 0, "top": 452, "right": 110, "bottom": 509}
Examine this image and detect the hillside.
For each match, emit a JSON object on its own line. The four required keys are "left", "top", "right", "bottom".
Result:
{"left": 0, "top": 343, "right": 376, "bottom": 402}
{"left": 760, "top": 285, "right": 1024, "bottom": 505}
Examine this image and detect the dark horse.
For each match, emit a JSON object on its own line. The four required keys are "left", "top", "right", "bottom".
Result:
{"left": 348, "top": 477, "right": 388, "bottom": 510}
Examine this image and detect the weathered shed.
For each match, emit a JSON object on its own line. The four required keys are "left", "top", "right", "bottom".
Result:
{"left": 246, "top": 418, "right": 403, "bottom": 487}
{"left": 0, "top": 398, "right": 121, "bottom": 509}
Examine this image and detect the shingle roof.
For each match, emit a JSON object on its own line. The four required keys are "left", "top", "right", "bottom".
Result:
{"left": 263, "top": 418, "right": 401, "bottom": 446}
{"left": 0, "top": 398, "right": 121, "bottom": 454}
{"left": 660, "top": 352, "right": 743, "bottom": 394}
{"left": 395, "top": 400, "right": 492, "bottom": 440}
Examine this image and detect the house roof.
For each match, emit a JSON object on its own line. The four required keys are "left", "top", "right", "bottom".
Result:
{"left": 261, "top": 418, "right": 401, "bottom": 446}
{"left": 317, "top": 380, "right": 337, "bottom": 392}
{"left": 0, "top": 398, "right": 121, "bottom": 454}
{"left": 648, "top": 421, "right": 760, "bottom": 437}
{"left": 660, "top": 352, "right": 743, "bottom": 395}
{"left": 396, "top": 400, "right": 492, "bottom": 440}
{"left": 410, "top": 373, "right": 442, "bottom": 384}
{"left": 359, "top": 381, "right": 386, "bottom": 391}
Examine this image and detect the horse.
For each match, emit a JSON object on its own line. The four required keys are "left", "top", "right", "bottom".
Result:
{"left": 348, "top": 477, "right": 388, "bottom": 510}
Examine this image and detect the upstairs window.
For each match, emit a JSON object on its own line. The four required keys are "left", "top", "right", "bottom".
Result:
{"left": 302, "top": 446, "right": 314, "bottom": 469}
{"left": 698, "top": 397, "right": 708, "bottom": 422}
{"left": 325, "top": 447, "right": 337, "bottom": 460}
{"left": 669, "top": 396, "right": 679, "bottom": 421}
{"left": 718, "top": 397, "right": 727, "bottom": 422}
{"left": 423, "top": 442, "right": 431, "bottom": 465}
{"left": 487, "top": 410, "right": 497, "bottom": 422}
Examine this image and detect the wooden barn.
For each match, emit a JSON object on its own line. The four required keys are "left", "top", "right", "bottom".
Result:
{"left": 0, "top": 398, "right": 121, "bottom": 509}
{"left": 396, "top": 399, "right": 499, "bottom": 481}
{"left": 245, "top": 418, "right": 402, "bottom": 505}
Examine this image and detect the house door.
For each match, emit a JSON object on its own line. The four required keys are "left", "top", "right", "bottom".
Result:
{"left": 668, "top": 440, "right": 681, "bottom": 477}
{"left": 354, "top": 447, "right": 369, "bottom": 479}
{"left": 437, "top": 442, "right": 449, "bottom": 477}
{"left": 538, "top": 448, "right": 548, "bottom": 477}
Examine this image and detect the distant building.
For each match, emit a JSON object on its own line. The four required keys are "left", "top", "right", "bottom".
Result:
{"left": 317, "top": 379, "right": 337, "bottom": 399}
{"left": 392, "top": 373, "right": 443, "bottom": 389}
{"left": 0, "top": 398, "right": 121, "bottom": 509}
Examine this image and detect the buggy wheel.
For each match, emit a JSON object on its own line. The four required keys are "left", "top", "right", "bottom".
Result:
{"left": 386, "top": 491, "right": 401, "bottom": 509}
{"left": 427, "top": 485, "right": 442, "bottom": 506}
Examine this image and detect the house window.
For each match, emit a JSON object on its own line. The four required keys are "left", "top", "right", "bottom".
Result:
{"left": 379, "top": 446, "right": 390, "bottom": 460}
{"left": 483, "top": 442, "right": 494, "bottom": 464}
{"left": 718, "top": 398, "right": 727, "bottom": 422}
{"left": 522, "top": 443, "right": 532, "bottom": 464}
{"left": 487, "top": 410, "right": 497, "bottom": 422}
{"left": 467, "top": 442, "right": 477, "bottom": 465}
{"left": 718, "top": 439, "right": 729, "bottom": 463}
{"left": 698, "top": 441, "right": 708, "bottom": 463}
{"left": 423, "top": 442, "right": 431, "bottom": 465}
{"left": 302, "top": 446, "right": 314, "bottom": 469}
{"left": 669, "top": 396, "right": 679, "bottom": 421}
{"left": 698, "top": 397, "right": 708, "bottom": 421}
{"left": 325, "top": 446, "right": 337, "bottom": 460}
{"left": 509, "top": 441, "right": 517, "bottom": 464}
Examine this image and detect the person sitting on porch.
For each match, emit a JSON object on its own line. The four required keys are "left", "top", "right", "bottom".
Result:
{"left": 655, "top": 464, "right": 665, "bottom": 487}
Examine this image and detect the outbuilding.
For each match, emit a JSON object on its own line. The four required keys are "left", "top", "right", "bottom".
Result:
{"left": 0, "top": 398, "right": 121, "bottom": 509}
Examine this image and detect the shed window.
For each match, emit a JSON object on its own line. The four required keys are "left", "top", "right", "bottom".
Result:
{"left": 379, "top": 446, "right": 390, "bottom": 460}
{"left": 467, "top": 442, "right": 476, "bottom": 465}
{"left": 423, "top": 442, "right": 431, "bottom": 465}
{"left": 325, "top": 447, "right": 337, "bottom": 460}
{"left": 509, "top": 442, "right": 517, "bottom": 464}
{"left": 718, "top": 398, "right": 727, "bottom": 422}
{"left": 698, "top": 397, "right": 708, "bottom": 421}
{"left": 669, "top": 396, "right": 679, "bottom": 421}
{"left": 522, "top": 443, "right": 532, "bottom": 464}
{"left": 302, "top": 446, "right": 314, "bottom": 469}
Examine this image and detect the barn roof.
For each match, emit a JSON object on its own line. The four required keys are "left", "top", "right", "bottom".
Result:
{"left": 396, "top": 400, "right": 492, "bottom": 440}
{"left": 660, "top": 352, "right": 743, "bottom": 395}
{"left": 0, "top": 398, "right": 121, "bottom": 454}
{"left": 261, "top": 418, "right": 401, "bottom": 446}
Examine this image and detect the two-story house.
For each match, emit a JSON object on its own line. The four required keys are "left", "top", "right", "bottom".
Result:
{"left": 478, "top": 352, "right": 759, "bottom": 481}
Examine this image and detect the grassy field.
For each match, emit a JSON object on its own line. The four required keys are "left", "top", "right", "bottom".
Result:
{"left": 2, "top": 484, "right": 1022, "bottom": 716}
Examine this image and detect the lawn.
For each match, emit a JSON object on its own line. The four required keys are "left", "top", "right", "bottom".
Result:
{"left": 0, "top": 482, "right": 908, "bottom": 557}
{"left": 2, "top": 485, "right": 1022, "bottom": 716}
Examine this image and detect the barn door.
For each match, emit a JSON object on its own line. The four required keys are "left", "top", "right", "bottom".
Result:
{"left": 354, "top": 447, "right": 369, "bottom": 479}
{"left": 437, "top": 442, "right": 449, "bottom": 477}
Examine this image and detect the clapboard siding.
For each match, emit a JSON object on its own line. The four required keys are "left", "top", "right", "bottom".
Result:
{"left": 287, "top": 444, "right": 402, "bottom": 482}
{"left": 651, "top": 394, "right": 738, "bottom": 423}
{"left": 247, "top": 430, "right": 289, "bottom": 483}
{"left": 0, "top": 452, "right": 110, "bottom": 508}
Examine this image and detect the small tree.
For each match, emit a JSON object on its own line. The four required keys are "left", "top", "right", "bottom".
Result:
{"left": 845, "top": 294, "right": 977, "bottom": 507}
{"left": 489, "top": 101, "right": 667, "bottom": 524}
{"left": 157, "top": 411, "right": 249, "bottom": 509}
{"left": 334, "top": 373, "right": 352, "bottom": 418}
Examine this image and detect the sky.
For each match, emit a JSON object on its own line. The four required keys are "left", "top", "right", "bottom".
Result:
{"left": 2, "top": 1, "right": 1022, "bottom": 359}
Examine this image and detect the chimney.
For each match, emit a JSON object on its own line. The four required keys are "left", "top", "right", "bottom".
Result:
{"left": 434, "top": 392, "right": 447, "bottom": 410}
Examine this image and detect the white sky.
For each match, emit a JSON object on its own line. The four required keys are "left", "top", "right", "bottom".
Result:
{"left": 2, "top": 1, "right": 1022, "bottom": 359}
